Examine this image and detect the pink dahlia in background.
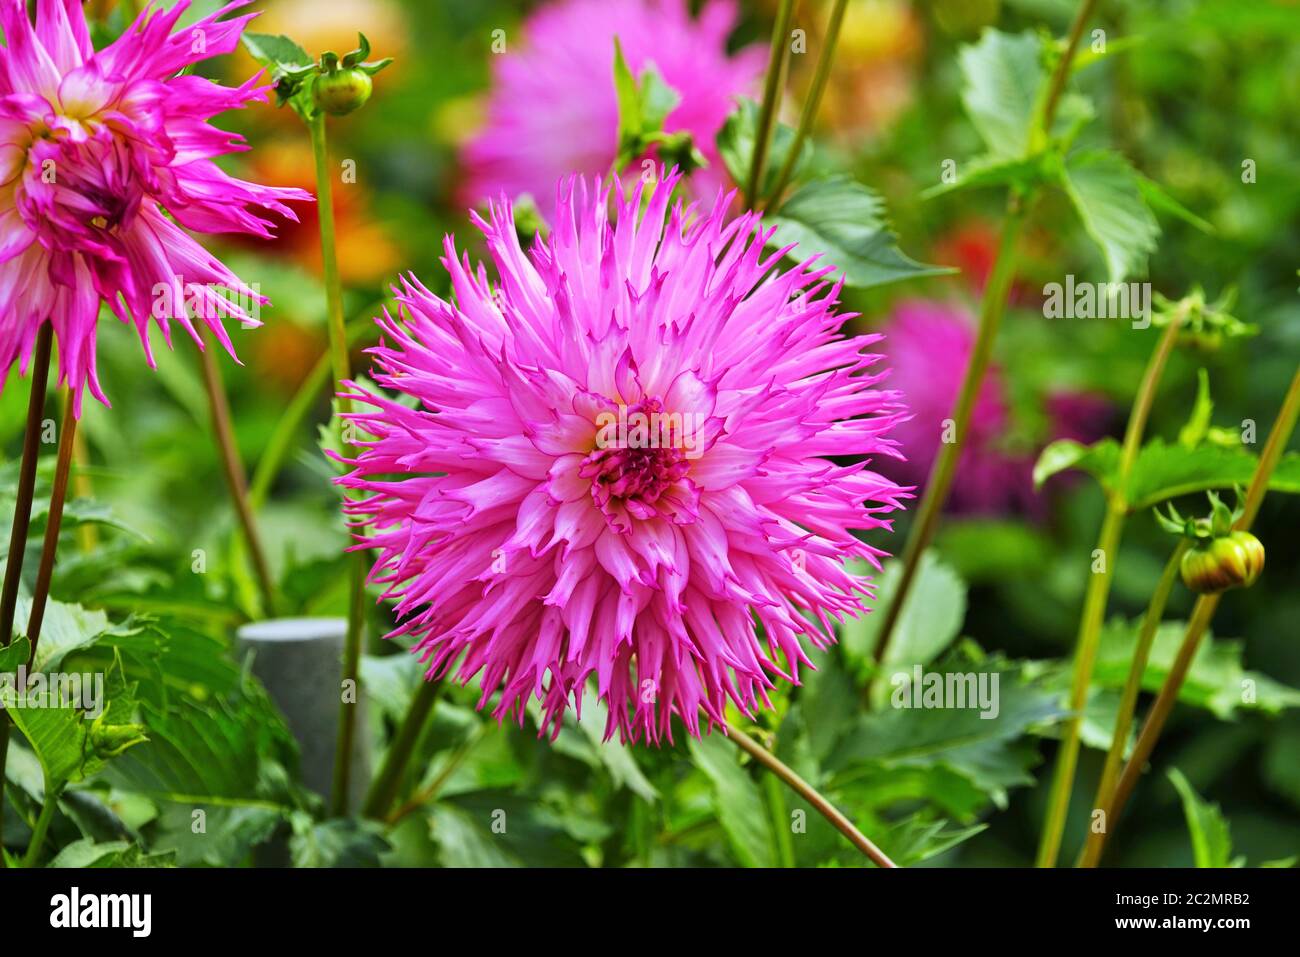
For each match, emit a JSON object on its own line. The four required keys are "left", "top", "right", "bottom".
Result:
{"left": 879, "top": 300, "right": 1109, "bottom": 515}
{"left": 0, "top": 0, "right": 310, "bottom": 414}
{"left": 339, "top": 171, "right": 909, "bottom": 743}
{"left": 459, "top": 0, "right": 763, "bottom": 220}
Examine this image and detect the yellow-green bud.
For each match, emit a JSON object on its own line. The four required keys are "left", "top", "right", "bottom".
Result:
{"left": 1180, "top": 531, "right": 1265, "bottom": 594}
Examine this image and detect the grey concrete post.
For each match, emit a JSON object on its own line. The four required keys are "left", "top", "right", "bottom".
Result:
{"left": 235, "top": 617, "right": 370, "bottom": 810}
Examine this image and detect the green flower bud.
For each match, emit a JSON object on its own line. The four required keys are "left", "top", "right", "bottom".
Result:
{"left": 314, "top": 69, "right": 373, "bottom": 116}
{"left": 1180, "top": 531, "right": 1265, "bottom": 594}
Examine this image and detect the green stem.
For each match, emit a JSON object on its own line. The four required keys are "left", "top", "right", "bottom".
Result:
{"left": 745, "top": 0, "right": 797, "bottom": 210}
{"left": 1078, "top": 538, "right": 1188, "bottom": 868}
{"left": 727, "top": 724, "right": 896, "bottom": 867}
{"left": 24, "top": 390, "right": 77, "bottom": 665}
{"left": 1096, "top": 364, "right": 1300, "bottom": 858}
{"left": 1236, "top": 365, "right": 1300, "bottom": 530}
{"left": 1035, "top": 308, "right": 1185, "bottom": 868}
{"left": 198, "top": 331, "right": 277, "bottom": 618}
{"left": 1034, "top": 0, "right": 1100, "bottom": 151}
{"left": 0, "top": 323, "right": 53, "bottom": 864}
{"left": 308, "top": 111, "right": 367, "bottom": 817}
{"left": 763, "top": 0, "right": 847, "bottom": 212}
{"left": 870, "top": 202, "right": 1026, "bottom": 670}
{"left": 871, "top": 0, "right": 1103, "bottom": 678}
{"left": 363, "top": 679, "right": 442, "bottom": 820}
{"left": 20, "top": 777, "right": 58, "bottom": 867}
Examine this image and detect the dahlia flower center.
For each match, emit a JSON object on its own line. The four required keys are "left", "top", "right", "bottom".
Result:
{"left": 581, "top": 397, "right": 691, "bottom": 522}
{"left": 17, "top": 120, "right": 144, "bottom": 246}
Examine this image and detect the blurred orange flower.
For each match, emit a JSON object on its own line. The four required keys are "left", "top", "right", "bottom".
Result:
{"left": 229, "top": 140, "right": 401, "bottom": 287}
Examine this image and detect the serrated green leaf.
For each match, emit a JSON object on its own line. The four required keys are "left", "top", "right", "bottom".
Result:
{"left": 767, "top": 176, "right": 953, "bottom": 288}
{"left": 1033, "top": 437, "right": 1121, "bottom": 490}
{"left": 1169, "top": 768, "right": 1238, "bottom": 867}
{"left": 1094, "top": 617, "right": 1300, "bottom": 718}
{"left": 688, "top": 732, "right": 777, "bottom": 868}
{"left": 2, "top": 654, "right": 142, "bottom": 788}
{"left": 1061, "top": 150, "right": 1160, "bottom": 283}
{"left": 105, "top": 678, "right": 301, "bottom": 810}
{"left": 241, "top": 32, "right": 312, "bottom": 71}
{"left": 0, "top": 635, "right": 29, "bottom": 672}
{"left": 958, "top": 30, "right": 1043, "bottom": 160}
{"left": 827, "top": 650, "right": 1065, "bottom": 807}
{"left": 1125, "top": 441, "right": 1300, "bottom": 511}
{"left": 16, "top": 596, "right": 114, "bottom": 673}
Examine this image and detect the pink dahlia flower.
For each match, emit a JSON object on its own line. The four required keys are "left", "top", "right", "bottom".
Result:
{"left": 879, "top": 300, "right": 1109, "bottom": 515}
{"left": 459, "top": 0, "right": 763, "bottom": 220}
{"left": 339, "top": 172, "right": 909, "bottom": 743}
{"left": 0, "top": 0, "right": 310, "bottom": 414}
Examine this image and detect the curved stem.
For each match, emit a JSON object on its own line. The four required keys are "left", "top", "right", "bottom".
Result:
{"left": 763, "top": 0, "right": 847, "bottom": 212}
{"left": 20, "top": 777, "right": 58, "bottom": 867}
{"left": 309, "top": 111, "right": 367, "bottom": 816}
{"left": 1035, "top": 308, "right": 1184, "bottom": 868}
{"left": 1095, "top": 364, "right": 1300, "bottom": 858}
{"left": 744, "top": 0, "right": 797, "bottom": 210}
{"left": 1078, "top": 538, "right": 1188, "bottom": 868}
{"left": 1236, "top": 365, "right": 1300, "bottom": 530}
{"left": 197, "top": 333, "right": 278, "bottom": 619}
{"left": 727, "top": 724, "right": 897, "bottom": 868}
{"left": 363, "top": 678, "right": 442, "bottom": 820}
{"left": 25, "top": 390, "right": 78, "bottom": 665}
{"left": 870, "top": 202, "right": 1025, "bottom": 669}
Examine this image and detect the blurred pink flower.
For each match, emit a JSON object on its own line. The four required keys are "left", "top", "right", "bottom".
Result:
{"left": 0, "top": 0, "right": 310, "bottom": 414}
{"left": 338, "top": 172, "right": 908, "bottom": 744}
{"left": 880, "top": 300, "right": 1109, "bottom": 515}
{"left": 460, "top": 0, "right": 763, "bottom": 219}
